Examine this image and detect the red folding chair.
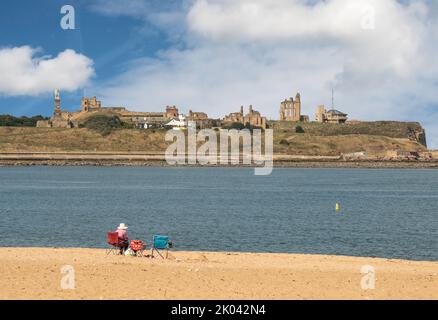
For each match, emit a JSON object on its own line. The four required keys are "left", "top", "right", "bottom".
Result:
{"left": 130, "top": 240, "right": 146, "bottom": 257}
{"left": 106, "top": 231, "right": 125, "bottom": 255}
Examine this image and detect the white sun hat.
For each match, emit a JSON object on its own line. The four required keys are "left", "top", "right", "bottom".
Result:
{"left": 117, "top": 223, "right": 128, "bottom": 230}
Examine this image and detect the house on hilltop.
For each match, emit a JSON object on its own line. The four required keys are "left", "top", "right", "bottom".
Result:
{"left": 315, "top": 105, "right": 348, "bottom": 124}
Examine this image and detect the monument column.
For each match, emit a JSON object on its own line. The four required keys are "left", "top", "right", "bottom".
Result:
{"left": 54, "top": 89, "right": 61, "bottom": 116}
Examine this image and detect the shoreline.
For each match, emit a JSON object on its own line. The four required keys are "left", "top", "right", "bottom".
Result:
{"left": 1, "top": 247, "right": 437, "bottom": 299}
{"left": 0, "top": 160, "right": 438, "bottom": 169}
{"left": 1, "top": 152, "right": 438, "bottom": 168}
{"left": 1, "top": 160, "right": 438, "bottom": 169}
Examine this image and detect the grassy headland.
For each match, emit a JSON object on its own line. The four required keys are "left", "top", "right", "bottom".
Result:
{"left": 0, "top": 121, "right": 427, "bottom": 157}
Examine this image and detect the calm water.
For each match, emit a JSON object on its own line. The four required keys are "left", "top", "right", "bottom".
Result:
{"left": 0, "top": 167, "right": 437, "bottom": 261}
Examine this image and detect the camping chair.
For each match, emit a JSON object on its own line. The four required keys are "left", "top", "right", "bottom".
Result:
{"left": 106, "top": 231, "right": 121, "bottom": 255}
{"left": 151, "top": 235, "right": 173, "bottom": 259}
{"left": 130, "top": 240, "right": 146, "bottom": 257}
{"left": 106, "top": 231, "right": 129, "bottom": 255}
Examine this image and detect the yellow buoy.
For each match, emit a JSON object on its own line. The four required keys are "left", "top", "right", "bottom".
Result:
{"left": 336, "top": 203, "right": 341, "bottom": 212}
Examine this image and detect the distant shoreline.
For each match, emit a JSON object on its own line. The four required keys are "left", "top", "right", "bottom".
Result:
{"left": 1, "top": 159, "right": 438, "bottom": 169}
{"left": 1, "top": 151, "right": 438, "bottom": 168}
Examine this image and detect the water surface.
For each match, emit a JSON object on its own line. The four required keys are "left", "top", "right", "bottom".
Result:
{"left": 0, "top": 167, "right": 436, "bottom": 261}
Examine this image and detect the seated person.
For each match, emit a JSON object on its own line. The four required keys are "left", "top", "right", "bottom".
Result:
{"left": 116, "top": 223, "right": 129, "bottom": 254}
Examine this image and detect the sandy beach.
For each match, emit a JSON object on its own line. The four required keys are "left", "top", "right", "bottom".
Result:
{"left": 0, "top": 247, "right": 437, "bottom": 300}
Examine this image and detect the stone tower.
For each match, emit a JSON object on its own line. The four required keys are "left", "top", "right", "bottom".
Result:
{"left": 294, "top": 93, "right": 301, "bottom": 121}
{"left": 81, "top": 96, "right": 102, "bottom": 112}
{"left": 280, "top": 92, "right": 302, "bottom": 121}
{"left": 54, "top": 89, "right": 61, "bottom": 116}
{"left": 315, "top": 105, "right": 326, "bottom": 122}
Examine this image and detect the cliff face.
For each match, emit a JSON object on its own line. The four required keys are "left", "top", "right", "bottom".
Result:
{"left": 407, "top": 126, "right": 427, "bottom": 147}
{"left": 271, "top": 121, "right": 429, "bottom": 156}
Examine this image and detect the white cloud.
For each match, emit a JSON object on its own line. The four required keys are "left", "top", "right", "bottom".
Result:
{"left": 92, "top": 0, "right": 438, "bottom": 147}
{"left": 188, "top": 0, "right": 429, "bottom": 80}
{"left": 0, "top": 46, "right": 94, "bottom": 96}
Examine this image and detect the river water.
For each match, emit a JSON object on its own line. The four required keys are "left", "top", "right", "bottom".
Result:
{"left": 0, "top": 166, "right": 436, "bottom": 261}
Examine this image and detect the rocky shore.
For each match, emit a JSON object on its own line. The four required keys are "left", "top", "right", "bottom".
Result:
{"left": 1, "top": 158, "right": 438, "bottom": 169}
{"left": 0, "top": 151, "right": 437, "bottom": 168}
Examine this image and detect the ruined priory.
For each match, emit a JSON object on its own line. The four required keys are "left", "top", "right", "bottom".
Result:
{"left": 37, "top": 90, "right": 349, "bottom": 129}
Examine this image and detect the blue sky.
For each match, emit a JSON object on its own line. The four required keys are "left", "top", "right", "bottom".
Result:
{"left": 0, "top": 0, "right": 166, "bottom": 116}
{"left": 1, "top": 0, "right": 438, "bottom": 147}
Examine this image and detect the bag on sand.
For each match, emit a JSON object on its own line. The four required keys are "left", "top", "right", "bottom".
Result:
{"left": 124, "top": 248, "right": 135, "bottom": 256}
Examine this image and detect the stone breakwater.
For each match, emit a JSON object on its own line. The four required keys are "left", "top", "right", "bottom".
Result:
{"left": 0, "top": 152, "right": 438, "bottom": 168}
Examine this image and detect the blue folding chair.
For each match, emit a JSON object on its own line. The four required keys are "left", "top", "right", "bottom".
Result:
{"left": 151, "top": 235, "right": 172, "bottom": 258}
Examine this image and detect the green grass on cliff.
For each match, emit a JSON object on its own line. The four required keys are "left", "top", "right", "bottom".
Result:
{"left": 0, "top": 121, "right": 427, "bottom": 156}
{"left": 271, "top": 121, "right": 425, "bottom": 139}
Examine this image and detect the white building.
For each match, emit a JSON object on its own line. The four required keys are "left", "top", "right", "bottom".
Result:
{"left": 166, "top": 115, "right": 187, "bottom": 130}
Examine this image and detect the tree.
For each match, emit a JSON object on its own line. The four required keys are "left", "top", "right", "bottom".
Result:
{"left": 295, "top": 125, "right": 305, "bottom": 133}
{"left": 224, "top": 122, "right": 245, "bottom": 130}
{"left": 0, "top": 114, "right": 48, "bottom": 127}
{"left": 79, "top": 114, "right": 132, "bottom": 136}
